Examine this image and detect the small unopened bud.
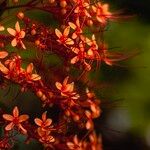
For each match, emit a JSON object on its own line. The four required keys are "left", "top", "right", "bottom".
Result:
{"left": 41, "top": 94, "right": 47, "bottom": 101}
{"left": 73, "top": 115, "right": 80, "bottom": 122}
{"left": 35, "top": 40, "right": 40, "bottom": 46}
{"left": 49, "top": 0, "right": 55, "bottom": 3}
{"left": 61, "top": 8, "right": 67, "bottom": 15}
{"left": 0, "top": 42, "right": 4, "bottom": 48}
{"left": 48, "top": 92, "right": 53, "bottom": 98}
{"left": 31, "top": 29, "right": 36, "bottom": 35}
{"left": 87, "top": 19, "right": 93, "bottom": 26}
{"left": 36, "top": 90, "right": 43, "bottom": 98}
{"left": 17, "top": 12, "right": 24, "bottom": 20}
{"left": 12, "top": 0, "right": 19, "bottom": 3}
{"left": 60, "top": 0, "right": 67, "bottom": 8}
{"left": 86, "top": 120, "right": 93, "bottom": 130}
{"left": 65, "top": 110, "right": 70, "bottom": 116}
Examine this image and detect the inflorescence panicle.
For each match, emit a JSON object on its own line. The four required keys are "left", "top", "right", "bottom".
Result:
{"left": 0, "top": 0, "right": 134, "bottom": 149}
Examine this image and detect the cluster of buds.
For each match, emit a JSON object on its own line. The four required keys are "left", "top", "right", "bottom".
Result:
{"left": 0, "top": 0, "right": 133, "bottom": 149}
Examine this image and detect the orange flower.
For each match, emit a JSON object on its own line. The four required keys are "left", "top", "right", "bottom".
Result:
{"left": 67, "top": 135, "right": 85, "bottom": 150}
{"left": 7, "top": 21, "right": 26, "bottom": 49}
{"left": 86, "top": 34, "right": 98, "bottom": 57}
{"left": 55, "top": 76, "right": 74, "bottom": 96}
{"left": 25, "top": 63, "right": 41, "bottom": 82}
{"left": 37, "top": 128, "right": 55, "bottom": 144}
{"left": 85, "top": 110, "right": 93, "bottom": 130}
{"left": 70, "top": 42, "right": 85, "bottom": 64}
{"left": 2, "top": 106, "right": 29, "bottom": 134}
{"left": 92, "top": 2, "right": 112, "bottom": 25}
{"left": 55, "top": 26, "right": 74, "bottom": 45}
{"left": 73, "top": 0, "right": 91, "bottom": 17}
{"left": 34, "top": 111, "right": 53, "bottom": 131}
{"left": 68, "top": 18, "right": 82, "bottom": 39}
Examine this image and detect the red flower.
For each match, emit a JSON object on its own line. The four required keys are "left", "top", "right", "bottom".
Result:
{"left": 55, "top": 26, "right": 74, "bottom": 45}
{"left": 2, "top": 106, "right": 29, "bottom": 134}
{"left": 34, "top": 111, "right": 53, "bottom": 131}
{"left": 7, "top": 21, "right": 26, "bottom": 49}
{"left": 92, "top": 2, "right": 112, "bottom": 25}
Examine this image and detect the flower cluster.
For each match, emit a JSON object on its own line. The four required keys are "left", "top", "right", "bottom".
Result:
{"left": 0, "top": 0, "right": 132, "bottom": 149}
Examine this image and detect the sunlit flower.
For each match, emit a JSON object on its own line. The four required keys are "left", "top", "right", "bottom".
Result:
{"left": 73, "top": 0, "right": 91, "bottom": 17}
{"left": 67, "top": 135, "right": 84, "bottom": 150}
{"left": 70, "top": 42, "right": 86, "bottom": 64}
{"left": 2, "top": 106, "right": 29, "bottom": 134}
{"left": 86, "top": 34, "right": 98, "bottom": 58}
{"left": 7, "top": 21, "right": 26, "bottom": 49}
{"left": 37, "top": 128, "right": 55, "bottom": 144}
{"left": 25, "top": 63, "right": 41, "bottom": 82}
{"left": 92, "top": 2, "right": 112, "bottom": 25}
{"left": 55, "top": 76, "right": 74, "bottom": 96}
{"left": 68, "top": 18, "right": 82, "bottom": 39}
{"left": 34, "top": 111, "right": 53, "bottom": 131}
{"left": 55, "top": 26, "right": 74, "bottom": 45}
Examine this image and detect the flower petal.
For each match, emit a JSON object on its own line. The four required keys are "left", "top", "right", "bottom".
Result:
{"left": 42, "top": 112, "right": 47, "bottom": 121}
{"left": 55, "top": 29, "right": 62, "bottom": 38}
{"left": 18, "top": 124, "right": 27, "bottom": 134}
{"left": 15, "top": 21, "right": 20, "bottom": 32}
{"left": 7, "top": 28, "right": 16, "bottom": 36}
{"left": 76, "top": 18, "right": 80, "bottom": 26}
{"left": 63, "top": 26, "right": 70, "bottom": 37}
{"left": 63, "top": 76, "right": 69, "bottom": 85}
{"left": 0, "top": 25, "right": 5, "bottom": 31}
{"left": 3, "top": 114, "right": 13, "bottom": 121}
{"left": 74, "top": 135, "right": 78, "bottom": 144}
{"left": 70, "top": 56, "right": 79, "bottom": 64}
{"left": 67, "top": 142, "right": 75, "bottom": 149}
{"left": 20, "top": 31, "right": 25, "bottom": 38}
{"left": 19, "top": 115, "right": 29, "bottom": 123}
{"left": 55, "top": 82, "right": 62, "bottom": 90}
{"left": 5, "top": 122, "right": 14, "bottom": 131}
{"left": 26, "top": 63, "right": 33, "bottom": 74}
{"left": 86, "top": 120, "right": 93, "bottom": 130}
{"left": 65, "top": 38, "right": 74, "bottom": 45}
{"left": 0, "top": 62, "right": 9, "bottom": 74}
{"left": 71, "top": 47, "right": 79, "bottom": 54}
{"left": 68, "top": 22, "right": 76, "bottom": 30}
{"left": 65, "top": 82, "right": 74, "bottom": 92}
{"left": 13, "top": 106, "right": 19, "bottom": 117}
{"left": 72, "top": 33, "right": 77, "bottom": 39}
{"left": 87, "top": 49, "right": 94, "bottom": 56}
{"left": 45, "top": 119, "right": 52, "bottom": 127}
{"left": 49, "top": 136, "right": 55, "bottom": 142}
{"left": 0, "top": 51, "right": 8, "bottom": 59}
{"left": 34, "top": 118, "right": 42, "bottom": 126}
{"left": 31, "top": 74, "right": 41, "bottom": 81}
{"left": 11, "top": 38, "right": 17, "bottom": 47}
{"left": 20, "top": 40, "right": 26, "bottom": 49}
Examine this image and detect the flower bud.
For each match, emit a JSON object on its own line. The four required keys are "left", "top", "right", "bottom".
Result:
{"left": 60, "top": 0, "right": 67, "bottom": 8}
{"left": 17, "top": 12, "right": 24, "bottom": 20}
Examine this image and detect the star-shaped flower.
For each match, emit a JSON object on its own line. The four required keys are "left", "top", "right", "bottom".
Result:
{"left": 55, "top": 76, "right": 74, "bottom": 96}
{"left": 2, "top": 106, "right": 29, "bottom": 134}
{"left": 34, "top": 111, "right": 53, "bottom": 131}
{"left": 55, "top": 26, "right": 74, "bottom": 45}
{"left": 7, "top": 21, "right": 26, "bottom": 49}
